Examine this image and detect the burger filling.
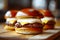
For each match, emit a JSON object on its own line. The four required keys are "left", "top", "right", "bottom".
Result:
{"left": 15, "top": 19, "right": 43, "bottom": 28}
{"left": 6, "top": 21, "right": 17, "bottom": 26}
{"left": 41, "top": 17, "right": 54, "bottom": 23}
{"left": 41, "top": 17, "right": 55, "bottom": 25}
{"left": 6, "top": 18, "right": 17, "bottom": 26}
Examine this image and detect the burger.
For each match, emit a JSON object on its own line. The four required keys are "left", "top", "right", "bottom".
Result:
{"left": 41, "top": 17, "right": 56, "bottom": 30}
{"left": 4, "top": 10, "right": 17, "bottom": 30}
{"left": 15, "top": 8, "right": 44, "bottom": 34}
{"left": 39, "top": 10, "right": 56, "bottom": 30}
{"left": 4, "top": 18, "right": 17, "bottom": 30}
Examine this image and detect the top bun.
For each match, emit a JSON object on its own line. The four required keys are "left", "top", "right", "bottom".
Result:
{"left": 20, "top": 8, "right": 44, "bottom": 18}
{"left": 39, "top": 9, "right": 54, "bottom": 18}
{"left": 10, "top": 10, "right": 17, "bottom": 17}
{"left": 5, "top": 10, "right": 18, "bottom": 19}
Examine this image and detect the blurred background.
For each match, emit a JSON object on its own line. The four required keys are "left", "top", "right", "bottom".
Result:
{"left": 0, "top": 0, "right": 60, "bottom": 22}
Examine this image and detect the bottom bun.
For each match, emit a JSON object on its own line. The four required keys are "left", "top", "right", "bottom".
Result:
{"left": 4, "top": 25, "right": 15, "bottom": 30}
{"left": 15, "top": 27, "right": 43, "bottom": 34}
{"left": 43, "top": 24, "right": 55, "bottom": 30}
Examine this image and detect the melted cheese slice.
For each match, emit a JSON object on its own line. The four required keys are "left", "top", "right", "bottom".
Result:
{"left": 41, "top": 17, "right": 53, "bottom": 23}
{"left": 6, "top": 18, "right": 17, "bottom": 24}
{"left": 17, "top": 18, "right": 42, "bottom": 25}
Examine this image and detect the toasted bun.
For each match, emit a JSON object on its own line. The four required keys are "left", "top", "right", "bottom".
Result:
{"left": 4, "top": 25, "right": 15, "bottom": 30}
{"left": 5, "top": 11, "right": 11, "bottom": 19}
{"left": 10, "top": 10, "right": 17, "bottom": 17}
{"left": 43, "top": 24, "right": 55, "bottom": 30}
{"left": 15, "top": 27, "right": 43, "bottom": 34}
{"left": 43, "top": 20, "right": 56, "bottom": 30}
{"left": 39, "top": 9, "right": 54, "bottom": 17}
{"left": 5, "top": 10, "right": 17, "bottom": 19}
{"left": 16, "top": 8, "right": 44, "bottom": 18}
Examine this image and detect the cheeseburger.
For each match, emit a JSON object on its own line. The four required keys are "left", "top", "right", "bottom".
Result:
{"left": 39, "top": 10, "right": 56, "bottom": 29}
{"left": 4, "top": 18, "right": 17, "bottom": 30}
{"left": 4, "top": 10, "right": 17, "bottom": 30}
{"left": 15, "top": 8, "right": 44, "bottom": 34}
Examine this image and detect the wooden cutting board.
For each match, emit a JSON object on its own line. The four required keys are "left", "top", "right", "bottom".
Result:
{"left": 0, "top": 23, "right": 60, "bottom": 40}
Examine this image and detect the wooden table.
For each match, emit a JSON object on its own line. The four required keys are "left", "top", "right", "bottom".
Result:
{"left": 0, "top": 19, "right": 60, "bottom": 40}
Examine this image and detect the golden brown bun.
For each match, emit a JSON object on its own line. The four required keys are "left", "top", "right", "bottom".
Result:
{"left": 5, "top": 16, "right": 11, "bottom": 19}
{"left": 43, "top": 20, "right": 56, "bottom": 30}
{"left": 38, "top": 9, "right": 54, "bottom": 18}
{"left": 15, "top": 27, "right": 43, "bottom": 34}
{"left": 4, "top": 25, "right": 15, "bottom": 31}
{"left": 16, "top": 16, "right": 34, "bottom": 19}
{"left": 21, "top": 8, "right": 44, "bottom": 18}
{"left": 10, "top": 10, "right": 17, "bottom": 17}
{"left": 5, "top": 10, "right": 18, "bottom": 19}
{"left": 43, "top": 24, "right": 55, "bottom": 30}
